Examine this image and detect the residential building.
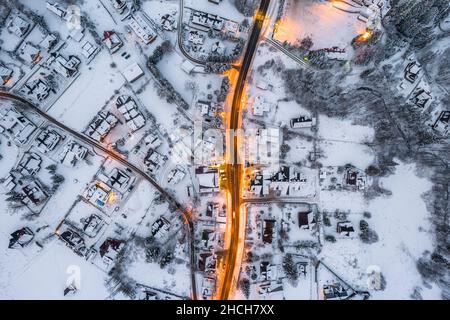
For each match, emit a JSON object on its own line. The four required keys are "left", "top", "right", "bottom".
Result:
{"left": 195, "top": 166, "right": 219, "bottom": 193}
{"left": 85, "top": 112, "right": 118, "bottom": 142}
{"left": 122, "top": 62, "right": 144, "bottom": 83}
{"left": 116, "top": 95, "right": 146, "bottom": 131}
{"left": 81, "top": 41, "right": 98, "bottom": 59}
{"left": 129, "top": 13, "right": 157, "bottom": 44}
{"left": 290, "top": 116, "right": 317, "bottom": 129}
{"left": 0, "top": 66, "right": 13, "bottom": 85}
{"left": 8, "top": 14, "right": 30, "bottom": 37}
{"left": 35, "top": 128, "right": 62, "bottom": 153}
{"left": 102, "top": 31, "right": 123, "bottom": 53}
{"left": 188, "top": 30, "right": 205, "bottom": 45}
{"left": 17, "top": 42, "right": 42, "bottom": 65}
{"left": 8, "top": 227, "right": 34, "bottom": 249}
{"left": 46, "top": 1, "right": 66, "bottom": 18}
{"left": 405, "top": 61, "right": 421, "bottom": 83}
{"left": 49, "top": 54, "right": 81, "bottom": 77}
{"left": 432, "top": 111, "right": 450, "bottom": 136}
{"left": 22, "top": 78, "right": 51, "bottom": 101}
{"left": 58, "top": 141, "right": 88, "bottom": 167}
{"left": 337, "top": 221, "right": 355, "bottom": 237}
{"left": 0, "top": 108, "right": 37, "bottom": 145}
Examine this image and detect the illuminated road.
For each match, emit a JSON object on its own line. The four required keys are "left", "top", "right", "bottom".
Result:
{"left": 0, "top": 91, "right": 198, "bottom": 300}
{"left": 218, "top": 0, "right": 271, "bottom": 300}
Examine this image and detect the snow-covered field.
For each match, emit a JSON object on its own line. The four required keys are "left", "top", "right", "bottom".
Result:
{"left": 319, "top": 162, "right": 441, "bottom": 299}
{"left": 274, "top": 0, "right": 365, "bottom": 50}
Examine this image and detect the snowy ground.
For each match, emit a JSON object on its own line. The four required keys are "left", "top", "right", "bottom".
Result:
{"left": 274, "top": 0, "right": 365, "bottom": 53}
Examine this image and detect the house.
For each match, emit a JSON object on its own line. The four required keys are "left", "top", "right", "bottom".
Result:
{"left": 20, "top": 180, "right": 48, "bottom": 206}
{"left": 22, "top": 78, "right": 51, "bottom": 101}
{"left": 81, "top": 214, "right": 104, "bottom": 237}
{"left": 180, "top": 59, "right": 196, "bottom": 74}
{"left": 298, "top": 210, "right": 315, "bottom": 230}
{"left": 195, "top": 166, "right": 219, "bottom": 193}
{"left": 337, "top": 221, "right": 355, "bottom": 237}
{"left": 99, "top": 238, "right": 124, "bottom": 264}
{"left": 39, "top": 33, "right": 58, "bottom": 52}
{"left": 17, "top": 152, "right": 42, "bottom": 176}
{"left": 262, "top": 219, "right": 276, "bottom": 244}
{"left": 68, "top": 28, "right": 85, "bottom": 42}
{"left": 106, "top": 168, "right": 131, "bottom": 190}
{"left": 58, "top": 141, "right": 88, "bottom": 167}
{"left": 49, "top": 54, "right": 81, "bottom": 77}
{"left": 405, "top": 61, "right": 421, "bottom": 83}
{"left": 144, "top": 133, "right": 162, "bottom": 149}
{"left": 0, "top": 66, "right": 13, "bottom": 85}
{"left": 83, "top": 181, "right": 112, "bottom": 209}
{"left": 81, "top": 41, "right": 98, "bottom": 59}
{"left": 109, "top": 0, "right": 127, "bottom": 13}
{"left": 8, "top": 227, "right": 34, "bottom": 249}
{"left": 344, "top": 167, "right": 365, "bottom": 190}
{"left": 191, "top": 10, "right": 224, "bottom": 31}
{"left": 129, "top": 13, "right": 157, "bottom": 44}
{"left": 167, "top": 167, "right": 186, "bottom": 184}
{"left": 122, "top": 62, "right": 144, "bottom": 83}
{"left": 210, "top": 41, "right": 225, "bottom": 55}
{"left": 223, "top": 20, "right": 239, "bottom": 37}
{"left": 323, "top": 283, "right": 349, "bottom": 300}
{"left": 410, "top": 88, "right": 432, "bottom": 109}
{"left": 103, "top": 31, "right": 123, "bottom": 53}
{"left": 432, "top": 111, "right": 450, "bottom": 136}
{"left": 59, "top": 228, "right": 86, "bottom": 256}
{"left": 188, "top": 30, "right": 205, "bottom": 45}
{"left": 17, "top": 42, "right": 42, "bottom": 65}
{"left": 85, "top": 112, "right": 118, "bottom": 142}
{"left": 205, "top": 202, "right": 225, "bottom": 222}
{"left": 160, "top": 14, "right": 177, "bottom": 31}
{"left": 35, "top": 128, "right": 62, "bottom": 153}
{"left": 0, "top": 108, "right": 37, "bottom": 145}
{"left": 256, "top": 80, "right": 272, "bottom": 91}
{"left": 260, "top": 261, "right": 278, "bottom": 281}
{"left": 258, "top": 281, "right": 284, "bottom": 297}
{"left": 201, "top": 277, "right": 215, "bottom": 300}
{"left": 197, "top": 100, "right": 215, "bottom": 117}
{"left": 2, "top": 174, "right": 17, "bottom": 192}
{"left": 252, "top": 95, "right": 271, "bottom": 116}
{"left": 290, "top": 116, "right": 316, "bottom": 129}
{"left": 151, "top": 217, "right": 171, "bottom": 240}
{"left": 46, "top": 1, "right": 66, "bottom": 18}
{"left": 8, "top": 14, "right": 30, "bottom": 37}
{"left": 198, "top": 252, "right": 216, "bottom": 272}
{"left": 116, "top": 95, "right": 146, "bottom": 131}
{"left": 144, "top": 148, "right": 167, "bottom": 173}
{"left": 297, "top": 260, "right": 309, "bottom": 277}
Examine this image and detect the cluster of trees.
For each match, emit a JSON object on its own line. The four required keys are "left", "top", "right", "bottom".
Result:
{"left": 282, "top": 253, "right": 298, "bottom": 282}
{"left": 239, "top": 278, "right": 250, "bottom": 299}
{"left": 46, "top": 164, "right": 65, "bottom": 193}
{"left": 385, "top": 0, "right": 449, "bottom": 49}
{"left": 205, "top": 62, "right": 232, "bottom": 74}
{"left": 233, "top": 0, "right": 257, "bottom": 17}
{"left": 147, "top": 41, "right": 189, "bottom": 110}
{"left": 216, "top": 77, "right": 230, "bottom": 103}
{"left": 359, "top": 220, "right": 379, "bottom": 244}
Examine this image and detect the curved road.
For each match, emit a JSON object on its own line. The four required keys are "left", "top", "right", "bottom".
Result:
{"left": 0, "top": 91, "right": 198, "bottom": 300}
{"left": 218, "top": 0, "right": 271, "bottom": 300}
